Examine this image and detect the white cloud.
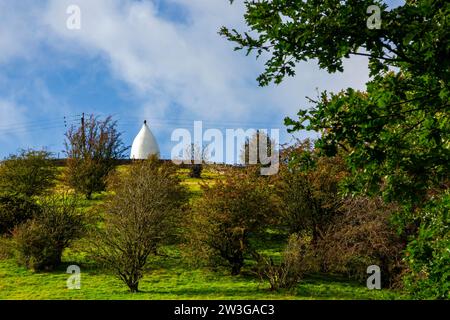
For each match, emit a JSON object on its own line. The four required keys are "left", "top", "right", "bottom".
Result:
{"left": 43, "top": 0, "right": 369, "bottom": 123}
{"left": 0, "top": 1, "right": 49, "bottom": 64}
{"left": 0, "top": 0, "right": 370, "bottom": 157}
{"left": 44, "top": 0, "right": 251, "bottom": 119}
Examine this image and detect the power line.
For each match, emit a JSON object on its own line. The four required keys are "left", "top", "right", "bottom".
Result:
{"left": 0, "top": 112, "right": 285, "bottom": 136}
{"left": 0, "top": 115, "right": 80, "bottom": 130}
{"left": 0, "top": 114, "right": 80, "bottom": 126}
{"left": 0, "top": 115, "right": 80, "bottom": 134}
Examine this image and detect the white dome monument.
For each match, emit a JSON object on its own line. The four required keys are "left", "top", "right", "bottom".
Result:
{"left": 130, "top": 120, "right": 160, "bottom": 159}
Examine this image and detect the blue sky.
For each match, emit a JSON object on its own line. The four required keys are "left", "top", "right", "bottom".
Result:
{"left": 0, "top": 0, "right": 404, "bottom": 161}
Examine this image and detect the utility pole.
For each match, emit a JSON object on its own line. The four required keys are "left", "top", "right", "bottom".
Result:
{"left": 81, "top": 113, "right": 85, "bottom": 156}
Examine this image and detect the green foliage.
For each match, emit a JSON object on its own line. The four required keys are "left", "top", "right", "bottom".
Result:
{"left": 13, "top": 195, "right": 86, "bottom": 271}
{"left": 0, "top": 194, "right": 40, "bottom": 235}
{"left": 289, "top": 77, "right": 449, "bottom": 206}
{"left": 185, "top": 168, "right": 279, "bottom": 275}
{"left": 91, "top": 157, "right": 189, "bottom": 292}
{"left": 0, "top": 167, "right": 407, "bottom": 299}
{"left": 65, "top": 114, "right": 128, "bottom": 199}
{"left": 222, "top": 0, "right": 450, "bottom": 206}
{"left": 223, "top": 0, "right": 449, "bottom": 298}
{"left": 0, "top": 149, "right": 57, "bottom": 197}
{"left": 403, "top": 192, "right": 450, "bottom": 299}
{"left": 223, "top": 0, "right": 448, "bottom": 85}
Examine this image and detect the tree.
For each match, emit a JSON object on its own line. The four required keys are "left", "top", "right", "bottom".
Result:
{"left": 186, "top": 168, "right": 279, "bottom": 275}
{"left": 276, "top": 140, "right": 347, "bottom": 241}
{"left": 222, "top": 0, "right": 449, "bottom": 296}
{"left": 65, "top": 114, "right": 128, "bottom": 199}
{"left": 221, "top": 0, "right": 449, "bottom": 207}
{"left": 403, "top": 191, "right": 450, "bottom": 299}
{"left": 0, "top": 149, "right": 57, "bottom": 197}
{"left": 240, "top": 130, "right": 275, "bottom": 165}
{"left": 185, "top": 143, "right": 210, "bottom": 178}
{"left": 91, "top": 157, "right": 188, "bottom": 292}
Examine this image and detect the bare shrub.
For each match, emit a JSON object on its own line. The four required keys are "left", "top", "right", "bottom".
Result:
{"left": 185, "top": 143, "right": 210, "bottom": 178}
{"left": 254, "top": 235, "right": 318, "bottom": 291}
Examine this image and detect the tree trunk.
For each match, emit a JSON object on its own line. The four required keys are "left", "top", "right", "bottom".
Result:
{"left": 128, "top": 282, "right": 139, "bottom": 293}
{"left": 230, "top": 253, "right": 244, "bottom": 276}
{"left": 231, "top": 264, "right": 242, "bottom": 276}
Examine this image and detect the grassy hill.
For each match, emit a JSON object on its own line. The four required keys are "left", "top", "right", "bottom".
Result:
{"left": 0, "top": 166, "right": 407, "bottom": 300}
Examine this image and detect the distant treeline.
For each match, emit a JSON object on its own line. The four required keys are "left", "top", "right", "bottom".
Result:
{"left": 48, "top": 158, "right": 237, "bottom": 169}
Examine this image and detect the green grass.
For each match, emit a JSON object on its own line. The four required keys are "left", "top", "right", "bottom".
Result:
{"left": 0, "top": 166, "right": 409, "bottom": 300}
{"left": 0, "top": 248, "right": 405, "bottom": 300}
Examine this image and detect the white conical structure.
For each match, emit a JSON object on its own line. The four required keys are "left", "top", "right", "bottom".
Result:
{"left": 130, "top": 121, "right": 160, "bottom": 159}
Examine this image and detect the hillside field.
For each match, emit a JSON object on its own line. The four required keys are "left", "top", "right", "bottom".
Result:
{"left": 0, "top": 167, "right": 407, "bottom": 300}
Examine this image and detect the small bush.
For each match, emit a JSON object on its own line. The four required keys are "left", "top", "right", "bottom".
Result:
{"left": 189, "top": 164, "right": 203, "bottom": 178}
{"left": 0, "top": 194, "right": 40, "bottom": 234}
{"left": 0, "top": 149, "right": 57, "bottom": 197}
{"left": 403, "top": 192, "right": 449, "bottom": 299}
{"left": 13, "top": 195, "right": 86, "bottom": 271}
{"left": 14, "top": 220, "right": 58, "bottom": 270}
{"left": 255, "top": 235, "right": 317, "bottom": 291}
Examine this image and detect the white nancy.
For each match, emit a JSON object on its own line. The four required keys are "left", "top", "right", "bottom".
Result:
{"left": 130, "top": 121, "right": 160, "bottom": 160}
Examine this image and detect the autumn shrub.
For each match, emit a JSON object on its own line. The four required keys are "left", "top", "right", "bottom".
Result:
{"left": 317, "top": 197, "right": 405, "bottom": 288}
{"left": 13, "top": 195, "right": 86, "bottom": 271}
{"left": 185, "top": 167, "right": 279, "bottom": 275}
{"left": 91, "top": 157, "right": 188, "bottom": 292}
